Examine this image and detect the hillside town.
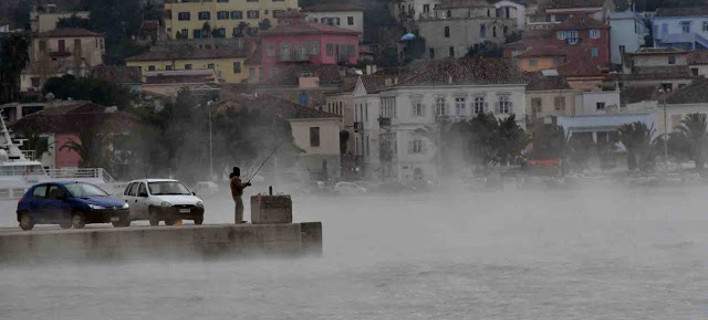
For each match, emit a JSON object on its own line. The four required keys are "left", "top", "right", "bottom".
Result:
{"left": 1, "top": 0, "right": 708, "bottom": 190}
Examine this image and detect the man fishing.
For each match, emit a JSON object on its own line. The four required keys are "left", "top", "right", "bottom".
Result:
{"left": 229, "top": 167, "right": 251, "bottom": 224}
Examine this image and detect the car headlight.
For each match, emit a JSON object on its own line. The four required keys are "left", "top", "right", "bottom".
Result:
{"left": 160, "top": 201, "right": 172, "bottom": 207}
{"left": 195, "top": 201, "right": 204, "bottom": 208}
{"left": 88, "top": 204, "right": 106, "bottom": 210}
{"left": 122, "top": 203, "right": 130, "bottom": 209}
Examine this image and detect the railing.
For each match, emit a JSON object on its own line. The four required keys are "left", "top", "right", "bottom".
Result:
{"left": 46, "top": 168, "right": 115, "bottom": 183}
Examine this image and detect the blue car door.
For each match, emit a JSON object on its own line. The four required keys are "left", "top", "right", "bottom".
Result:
{"left": 45, "top": 184, "right": 72, "bottom": 222}
{"left": 28, "top": 185, "right": 49, "bottom": 223}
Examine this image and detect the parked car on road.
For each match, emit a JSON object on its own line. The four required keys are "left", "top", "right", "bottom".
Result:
{"left": 122, "top": 179, "right": 204, "bottom": 226}
{"left": 16, "top": 181, "right": 130, "bottom": 230}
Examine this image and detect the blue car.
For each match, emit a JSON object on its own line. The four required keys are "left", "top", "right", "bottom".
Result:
{"left": 16, "top": 181, "right": 130, "bottom": 230}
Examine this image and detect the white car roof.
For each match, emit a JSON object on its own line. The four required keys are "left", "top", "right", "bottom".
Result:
{"left": 127, "top": 179, "right": 180, "bottom": 183}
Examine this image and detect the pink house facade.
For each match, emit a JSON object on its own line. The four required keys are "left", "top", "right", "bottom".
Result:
{"left": 260, "top": 14, "right": 360, "bottom": 79}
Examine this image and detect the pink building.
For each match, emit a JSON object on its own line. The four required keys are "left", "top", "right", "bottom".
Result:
{"left": 260, "top": 12, "right": 360, "bottom": 79}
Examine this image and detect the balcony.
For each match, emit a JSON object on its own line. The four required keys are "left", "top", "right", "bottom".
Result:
{"left": 378, "top": 117, "right": 391, "bottom": 128}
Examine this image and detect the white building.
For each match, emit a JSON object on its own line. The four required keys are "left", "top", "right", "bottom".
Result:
{"left": 652, "top": 6, "right": 708, "bottom": 50}
{"left": 495, "top": 0, "right": 527, "bottom": 31}
{"left": 303, "top": 3, "right": 365, "bottom": 40}
{"left": 351, "top": 58, "right": 526, "bottom": 182}
{"left": 609, "top": 11, "right": 649, "bottom": 65}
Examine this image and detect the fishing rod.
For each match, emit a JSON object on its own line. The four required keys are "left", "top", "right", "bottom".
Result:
{"left": 247, "top": 139, "right": 287, "bottom": 184}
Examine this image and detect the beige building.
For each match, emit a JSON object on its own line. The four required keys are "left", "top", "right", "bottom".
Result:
{"left": 418, "top": 0, "right": 516, "bottom": 59}
{"left": 303, "top": 3, "right": 365, "bottom": 40}
{"left": 125, "top": 47, "right": 251, "bottom": 84}
{"left": 30, "top": 4, "right": 90, "bottom": 33}
{"left": 163, "top": 0, "right": 298, "bottom": 39}
{"left": 22, "top": 28, "right": 105, "bottom": 93}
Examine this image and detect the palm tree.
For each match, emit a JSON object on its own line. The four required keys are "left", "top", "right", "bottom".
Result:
{"left": 618, "top": 122, "right": 655, "bottom": 172}
{"left": 675, "top": 113, "right": 708, "bottom": 171}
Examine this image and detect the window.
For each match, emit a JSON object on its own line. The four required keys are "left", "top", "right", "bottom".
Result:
{"left": 589, "top": 29, "right": 600, "bottom": 39}
{"left": 184, "top": 64, "right": 192, "bottom": 70}
{"left": 233, "top": 62, "right": 241, "bottom": 73}
{"left": 435, "top": 96, "right": 446, "bottom": 116}
{"left": 497, "top": 95, "right": 512, "bottom": 114}
{"left": 198, "top": 11, "right": 210, "bottom": 20}
{"left": 596, "top": 102, "right": 605, "bottom": 111}
{"left": 230, "top": 11, "right": 242, "bottom": 19}
{"left": 449, "top": 46, "right": 455, "bottom": 57}
{"left": 310, "top": 127, "right": 320, "bottom": 147}
{"left": 668, "top": 55, "right": 676, "bottom": 65}
{"left": 348, "top": 16, "right": 354, "bottom": 25}
{"left": 567, "top": 31, "right": 579, "bottom": 44}
{"left": 681, "top": 21, "right": 691, "bottom": 33}
{"left": 247, "top": 10, "right": 259, "bottom": 19}
{"left": 217, "top": 11, "right": 229, "bottom": 20}
{"left": 178, "top": 12, "right": 191, "bottom": 21}
{"left": 455, "top": 97, "right": 466, "bottom": 115}
{"left": 531, "top": 97, "right": 542, "bottom": 113}
{"left": 474, "top": 96, "right": 486, "bottom": 114}
{"left": 32, "top": 185, "right": 47, "bottom": 198}
{"left": 591, "top": 47, "right": 599, "bottom": 58}
{"left": 554, "top": 96, "right": 566, "bottom": 111}
{"left": 444, "top": 26, "right": 450, "bottom": 38}
{"left": 409, "top": 139, "right": 423, "bottom": 154}
{"left": 412, "top": 102, "right": 424, "bottom": 117}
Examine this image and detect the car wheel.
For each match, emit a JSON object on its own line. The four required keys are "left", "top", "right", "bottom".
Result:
{"left": 148, "top": 209, "right": 159, "bottom": 226}
{"left": 194, "top": 216, "right": 203, "bottom": 225}
{"left": 19, "top": 213, "right": 34, "bottom": 231}
{"left": 71, "top": 213, "right": 86, "bottom": 229}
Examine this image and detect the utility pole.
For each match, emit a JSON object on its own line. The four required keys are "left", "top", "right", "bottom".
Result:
{"left": 207, "top": 100, "right": 214, "bottom": 181}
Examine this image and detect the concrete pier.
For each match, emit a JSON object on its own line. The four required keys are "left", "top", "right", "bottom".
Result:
{"left": 0, "top": 222, "right": 322, "bottom": 264}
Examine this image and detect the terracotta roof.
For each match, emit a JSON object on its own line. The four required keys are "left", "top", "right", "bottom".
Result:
{"left": 11, "top": 102, "right": 141, "bottom": 134}
{"left": 91, "top": 66, "right": 142, "bottom": 84}
{"left": 397, "top": 57, "right": 524, "bottom": 86}
{"left": 656, "top": 6, "right": 708, "bottom": 18}
{"left": 665, "top": 78, "right": 708, "bottom": 104}
{"left": 524, "top": 72, "right": 572, "bottom": 90}
{"left": 125, "top": 47, "right": 248, "bottom": 62}
{"left": 302, "top": 3, "right": 365, "bottom": 12}
{"left": 36, "top": 28, "right": 103, "bottom": 38}
{"left": 543, "top": 0, "right": 606, "bottom": 10}
{"left": 630, "top": 47, "right": 687, "bottom": 55}
{"left": 260, "top": 21, "right": 360, "bottom": 37}
{"left": 688, "top": 50, "right": 708, "bottom": 65}
{"left": 216, "top": 94, "right": 341, "bottom": 119}
{"left": 552, "top": 14, "right": 608, "bottom": 30}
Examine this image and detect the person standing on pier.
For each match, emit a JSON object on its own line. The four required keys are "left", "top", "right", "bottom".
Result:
{"left": 230, "top": 167, "right": 251, "bottom": 224}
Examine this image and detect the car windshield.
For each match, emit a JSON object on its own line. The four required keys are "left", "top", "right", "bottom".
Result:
{"left": 148, "top": 181, "right": 191, "bottom": 195}
{"left": 65, "top": 183, "right": 110, "bottom": 197}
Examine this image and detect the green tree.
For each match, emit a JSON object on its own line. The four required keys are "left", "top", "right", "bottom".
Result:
{"left": 618, "top": 122, "right": 656, "bottom": 172}
{"left": 675, "top": 113, "right": 708, "bottom": 171}
{"left": 0, "top": 33, "right": 30, "bottom": 104}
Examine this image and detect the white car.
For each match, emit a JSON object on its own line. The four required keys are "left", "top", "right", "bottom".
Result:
{"left": 122, "top": 179, "right": 205, "bottom": 226}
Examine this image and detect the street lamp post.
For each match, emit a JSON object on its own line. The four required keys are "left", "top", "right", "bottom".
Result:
{"left": 207, "top": 100, "right": 214, "bottom": 181}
